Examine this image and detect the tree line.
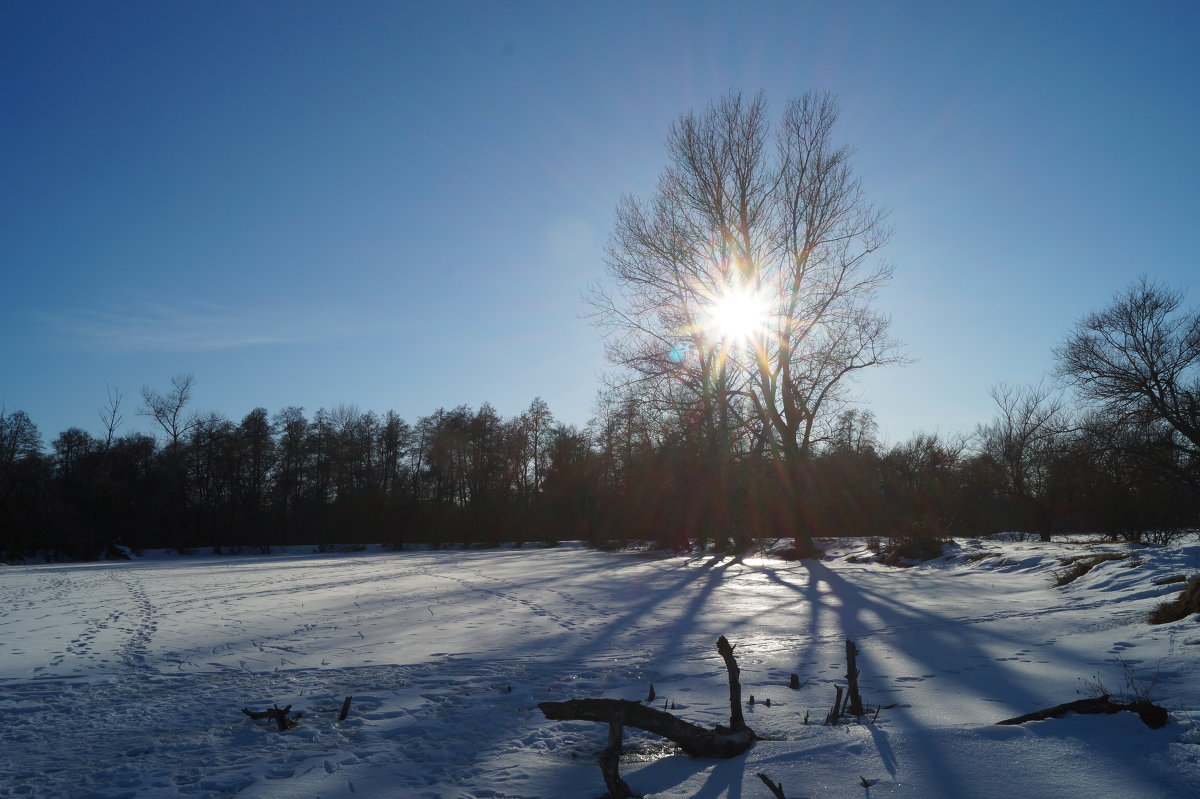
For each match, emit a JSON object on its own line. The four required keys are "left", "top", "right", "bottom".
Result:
{"left": 2, "top": 277, "right": 1197, "bottom": 562}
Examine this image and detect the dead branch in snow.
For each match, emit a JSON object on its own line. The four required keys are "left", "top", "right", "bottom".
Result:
{"left": 538, "top": 698, "right": 756, "bottom": 758}
{"left": 538, "top": 636, "right": 758, "bottom": 795}
{"left": 845, "top": 639, "right": 865, "bottom": 717}
{"left": 823, "top": 685, "right": 845, "bottom": 725}
{"left": 756, "top": 771, "right": 788, "bottom": 799}
{"left": 241, "top": 704, "right": 299, "bottom": 731}
{"left": 716, "top": 635, "right": 749, "bottom": 733}
{"left": 997, "top": 695, "right": 1168, "bottom": 729}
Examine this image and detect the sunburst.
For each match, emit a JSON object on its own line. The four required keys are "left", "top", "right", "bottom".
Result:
{"left": 703, "top": 284, "right": 770, "bottom": 347}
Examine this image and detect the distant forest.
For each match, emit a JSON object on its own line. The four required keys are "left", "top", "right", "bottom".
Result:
{"left": 1, "top": 359, "right": 1197, "bottom": 562}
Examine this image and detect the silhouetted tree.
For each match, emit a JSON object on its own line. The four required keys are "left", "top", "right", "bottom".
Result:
{"left": 272, "top": 406, "right": 309, "bottom": 517}
{"left": 977, "top": 382, "right": 1074, "bottom": 540}
{"left": 590, "top": 91, "right": 904, "bottom": 554}
{"left": 98, "top": 383, "right": 125, "bottom": 451}
{"left": 140, "top": 374, "right": 200, "bottom": 447}
{"left": 1056, "top": 277, "right": 1200, "bottom": 485}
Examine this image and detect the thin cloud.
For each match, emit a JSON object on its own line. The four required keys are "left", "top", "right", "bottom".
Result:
{"left": 33, "top": 301, "right": 376, "bottom": 353}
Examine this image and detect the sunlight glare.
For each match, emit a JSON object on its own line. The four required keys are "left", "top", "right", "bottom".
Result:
{"left": 705, "top": 285, "right": 770, "bottom": 346}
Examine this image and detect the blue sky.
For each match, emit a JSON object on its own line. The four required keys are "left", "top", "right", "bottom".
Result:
{"left": 3, "top": 0, "right": 1198, "bottom": 446}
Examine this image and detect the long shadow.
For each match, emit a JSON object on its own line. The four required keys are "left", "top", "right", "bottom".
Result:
{"left": 865, "top": 720, "right": 897, "bottom": 778}
{"left": 624, "top": 751, "right": 747, "bottom": 799}
{"left": 549, "top": 554, "right": 742, "bottom": 668}
{"left": 744, "top": 556, "right": 1102, "bottom": 797}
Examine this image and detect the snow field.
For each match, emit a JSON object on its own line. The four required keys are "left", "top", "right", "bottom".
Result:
{"left": 1, "top": 539, "right": 1198, "bottom": 798}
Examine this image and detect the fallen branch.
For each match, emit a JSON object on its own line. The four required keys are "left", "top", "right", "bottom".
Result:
{"left": 339, "top": 695, "right": 353, "bottom": 721}
{"left": 997, "top": 695, "right": 1168, "bottom": 729}
{"left": 241, "top": 704, "right": 298, "bottom": 731}
{"left": 538, "top": 635, "right": 759, "bottom": 799}
{"left": 538, "top": 698, "right": 755, "bottom": 758}
{"left": 716, "top": 635, "right": 748, "bottom": 732}
{"left": 756, "top": 771, "right": 787, "bottom": 799}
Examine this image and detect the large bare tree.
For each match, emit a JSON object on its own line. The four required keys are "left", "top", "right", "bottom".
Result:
{"left": 1056, "top": 277, "right": 1195, "bottom": 494}
{"left": 589, "top": 91, "right": 904, "bottom": 551}
{"left": 1055, "top": 276, "right": 1200, "bottom": 483}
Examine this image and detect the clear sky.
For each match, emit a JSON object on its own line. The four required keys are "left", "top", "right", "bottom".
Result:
{"left": 3, "top": 0, "right": 1198, "bottom": 446}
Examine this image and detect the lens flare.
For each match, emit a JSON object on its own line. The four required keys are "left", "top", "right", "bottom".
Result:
{"left": 704, "top": 285, "right": 769, "bottom": 346}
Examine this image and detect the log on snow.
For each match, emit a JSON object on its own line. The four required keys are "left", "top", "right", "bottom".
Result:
{"left": 997, "top": 695, "right": 1168, "bottom": 729}
{"left": 537, "top": 699, "right": 755, "bottom": 758}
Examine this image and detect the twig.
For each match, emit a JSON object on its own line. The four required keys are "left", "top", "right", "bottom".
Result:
{"left": 756, "top": 772, "right": 787, "bottom": 799}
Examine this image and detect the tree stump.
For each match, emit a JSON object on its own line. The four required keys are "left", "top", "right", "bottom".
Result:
{"left": 845, "top": 639, "right": 865, "bottom": 717}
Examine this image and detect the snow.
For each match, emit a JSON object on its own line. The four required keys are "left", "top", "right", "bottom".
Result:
{"left": 1, "top": 538, "right": 1198, "bottom": 798}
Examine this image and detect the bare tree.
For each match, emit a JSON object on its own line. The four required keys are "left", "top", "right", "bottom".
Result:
{"left": 590, "top": 91, "right": 905, "bottom": 551}
{"left": 140, "top": 374, "right": 200, "bottom": 447}
{"left": 977, "top": 381, "right": 1073, "bottom": 540}
{"left": 517, "top": 397, "right": 554, "bottom": 503}
{"left": 1055, "top": 277, "right": 1200, "bottom": 459}
{"left": 0, "top": 408, "right": 42, "bottom": 464}
{"left": 98, "top": 383, "right": 125, "bottom": 450}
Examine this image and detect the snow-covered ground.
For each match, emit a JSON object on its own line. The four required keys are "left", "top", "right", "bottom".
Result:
{"left": 2, "top": 537, "right": 1199, "bottom": 798}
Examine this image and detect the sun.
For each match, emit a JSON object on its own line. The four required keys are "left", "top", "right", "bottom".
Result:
{"left": 704, "top": 285, "right": 770, "bottom": 346}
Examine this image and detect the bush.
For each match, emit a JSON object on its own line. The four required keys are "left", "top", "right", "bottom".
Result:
{"left": 1149, "top": 575, "right": 1200, "bottom": 624}
{"left": 1054, "top": 552, "right": 1130, "bottom": 587}
{"left": 881, "top": 514, "right": 948, "bottom": 564}
{"left": 884, "top": 535, "right": 945, "bottom": 565}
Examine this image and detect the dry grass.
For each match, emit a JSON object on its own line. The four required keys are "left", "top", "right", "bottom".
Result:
{"left": 1054, "top": 552, "right": 1131, "bottom": 587}
{"left": 1149, "top": 575, "right": 1200, "bottom": 625}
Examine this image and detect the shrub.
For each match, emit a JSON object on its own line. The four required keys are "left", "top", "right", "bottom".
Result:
{"left": 1149, "top": 575, "right": 1200, "bottom": 624}
{"left": 884, "top": 535, "right": 945, "bottom": 565}
{"left": 1054, "top": 552, "right": 1130, "bottom": 587}
{"left": 882, "top": 514, "right": 949, "bottom": 565}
